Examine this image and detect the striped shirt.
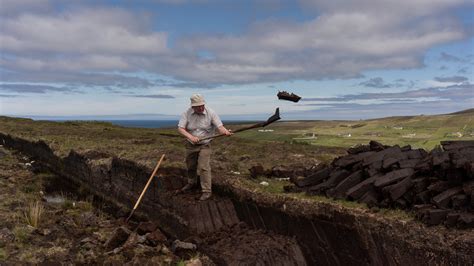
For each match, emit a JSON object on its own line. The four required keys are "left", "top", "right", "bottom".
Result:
{"left": 178, "top": 107, "right": 223, "bottom": 144}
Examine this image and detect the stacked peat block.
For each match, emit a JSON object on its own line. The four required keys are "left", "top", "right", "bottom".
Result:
{"left": 287, "top": 140, "right": 474, "bottom": 228}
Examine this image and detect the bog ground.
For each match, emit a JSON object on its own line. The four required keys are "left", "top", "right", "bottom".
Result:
{"left": 0, "top": 110, "right": 473, "bottom": 265}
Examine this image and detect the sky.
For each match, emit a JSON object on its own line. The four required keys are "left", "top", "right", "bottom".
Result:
{"left": 0, "top": 0, "right": 473, "bottom": 120}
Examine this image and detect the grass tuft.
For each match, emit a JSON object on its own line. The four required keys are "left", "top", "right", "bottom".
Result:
{"left": 77, "top": 196, "right": 94, "bottom": 212}
{"left": 23, "top": 201, "right": 44, "bottom": 228}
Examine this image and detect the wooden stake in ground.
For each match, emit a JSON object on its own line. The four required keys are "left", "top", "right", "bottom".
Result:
{"left": 126, "top": 154, "right": 165, "bottom": 222}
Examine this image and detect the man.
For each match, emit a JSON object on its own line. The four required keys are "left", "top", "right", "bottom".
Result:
{"left": 178, "top": 94, "right": 232, "bottom": 200}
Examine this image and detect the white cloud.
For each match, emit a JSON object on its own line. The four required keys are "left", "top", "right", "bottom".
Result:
{"left": 0, "top": 0, "right": 472, "bottom": 87}
{"left": 424, "top": 80, "right": 460, "bottom": 87}
{"left": 2, "top": 55, "right": 130, "bottom": 72}
{"left": 169, "top": 1, "right": 469, "bottom": 84}
{"left": 298, "top": 0, "right": 469, "bottom": 17}
{"left": 1, "top": 8, "right": 168, "bottom": 55}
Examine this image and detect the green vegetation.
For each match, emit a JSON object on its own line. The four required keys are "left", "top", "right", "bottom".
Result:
{"left": 20, "top": 178, "right": 43, "bottom": 194}
{"left": 0, "top": 146, "right": 179, "bottom": 264}
{"left": 239, "top": 176, "right": 415, "bottom": 220}
{"left": 13, "top": 226, "right": 31, "bottom": 243}
{"left": 61, "top": 198, "right": 75, "bottom": 210}
{"left": 247, "top": 176, "right": 289, "bottom": 194}
{"left": 240, "top": 176, "right": 368, "bottom": 207}
{"left": 0, "top": 116, "right": 344, "bottom": 170}
{"left": 3, "top": 111, "right": 471, "bottom": 168}
{"left": 1, "top": 110, "right": 471, "bottom": 222}
{"left": 77, "top": 196, "right": 94, "bottom": 212}
{"left": 0, "top": 248, "right": 6, "bottom": 260}
{"left": 377, "top": 208, "right": 413, "bottom": 220}
{"left": 237, "top": 110, "right": 474, "bottom": 150}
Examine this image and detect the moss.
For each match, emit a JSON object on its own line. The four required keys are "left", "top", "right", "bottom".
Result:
{"left": 0, "top": 247, "right": 6, "bottom": 260}
{"left": 286, "top": 192, "right": 368, "bottom": 209}
{"left": 20, "top": 183, "right": 40, "bottom": 194}
{"left": 76, "top": 198, "right": 94, "bottom": 212}
{"left": 17, "top": 247, "right": 41, "bottom": 263}
{"left": 238, "top": 177, "right": 419, "bottom": 220}
{"left": 13, "top": 226, "right": 31, "bottom": 243}
{"left": 378, "top": 208, "right": 414, "bottom": 220}
{"left": 61, "top": 199, "right": 75, "bottom": 210}
{"left": 239, "top": 176, "right": 285, "bottom": 194}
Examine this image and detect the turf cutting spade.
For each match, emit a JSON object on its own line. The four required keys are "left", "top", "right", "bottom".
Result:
{"left": 199, "top": 107, "right": 281, "bottom": 141}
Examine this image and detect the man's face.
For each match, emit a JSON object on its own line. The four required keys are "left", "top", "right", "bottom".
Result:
{"left": 192, "top": 105, "right": 205, "bottom": 114}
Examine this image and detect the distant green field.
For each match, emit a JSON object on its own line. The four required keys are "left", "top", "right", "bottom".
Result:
{"left": 235, "top": 110, "right": 474, "bottom": 150}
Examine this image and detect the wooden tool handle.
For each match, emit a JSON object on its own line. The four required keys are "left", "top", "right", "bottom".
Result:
{"left": 199, "top": 123, "right": 263, "bottom": 141}
{"left": 126, "top": 154, "right": 165, "bottom": 222}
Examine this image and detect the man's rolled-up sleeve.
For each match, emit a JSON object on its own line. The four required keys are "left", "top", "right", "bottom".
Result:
{"left": 210, "top": 110, "right": 223, "bottom": 128}
{"left": 178, "top": 112, "right": 188, "bottom": 128}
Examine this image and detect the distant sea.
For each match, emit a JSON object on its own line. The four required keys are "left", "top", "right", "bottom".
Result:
{"left": 80, "top": 120, "right": 256, "bottom": 129}
{"left": 104, "top": 120, "right": 178, "bottom": 128}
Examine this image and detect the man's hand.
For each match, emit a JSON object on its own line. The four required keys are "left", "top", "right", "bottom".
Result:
{"left": 179, "top": 127, "right": 201, "bottom": 144}
{"left": 189, "top": 135, "right": 200, "bottom": 144}
{"left": 218, "top": 126, "right": 233, "bottom": 136}
{"left": 224, "top": 128, "right": 233, "bottom": 136}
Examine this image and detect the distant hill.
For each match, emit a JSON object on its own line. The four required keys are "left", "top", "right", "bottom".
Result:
{"left": 1, "top": 108, "right": 473, "bottom": 151}
{"left": 237, "top": 108, "right": 474, "bottom": 150}
{"left": 2, "top": 113, "right": 179, "bottom": 121}
{"left": 448, "top": 108, "right": 474, "bottom": 115}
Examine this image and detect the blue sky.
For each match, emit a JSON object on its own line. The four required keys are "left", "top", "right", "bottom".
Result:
{"left": 0, "top": 0, "right": 473, "bottom": 120}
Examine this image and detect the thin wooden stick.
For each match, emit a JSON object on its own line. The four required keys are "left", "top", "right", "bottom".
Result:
{"left": 126, "top": 154, "right": 165, "bottom": 222}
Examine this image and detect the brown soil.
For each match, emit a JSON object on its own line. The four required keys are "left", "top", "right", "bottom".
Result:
{"left": 1, "top": 133, "right": 473, "bottom": 265}
{"left": 200, "top": 224, "right": 306, "bottom": 265}
{"left": 216, "top": 173, "right": 474, "bottom": 265}
{"left": 0, "top": 141, "right": 307, "bottom": 265}
{"left": 0, "top": 146, "right": 189, "bottom": 264}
